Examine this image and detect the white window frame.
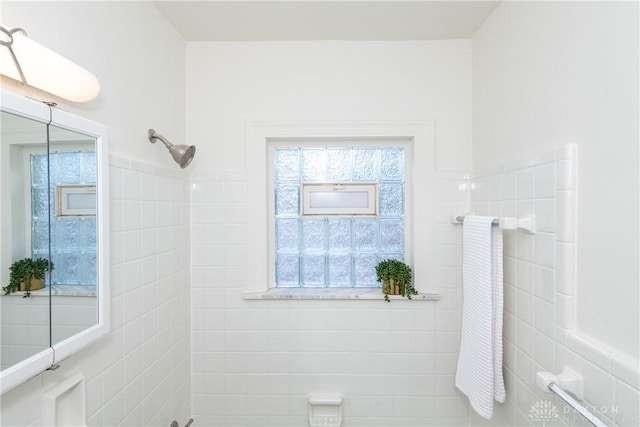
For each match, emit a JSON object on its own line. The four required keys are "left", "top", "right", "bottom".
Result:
{"left": 246, "top": 120, "right": 435, "bottom": 295}
{"left": 55, "top": 184, "right": 97, "bottom": 217}
{"left": 301, "top": 182, "right": 378, "bottom": 216}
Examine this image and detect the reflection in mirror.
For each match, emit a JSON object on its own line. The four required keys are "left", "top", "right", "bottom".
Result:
{"left": 1, "top": 91, "right": 109, "bottom": 394}
{"left": 47, "top": 125, "right": 98, "bottom": 346}
{"left": 0, "top": 111, "right": 51, "bottom": 370}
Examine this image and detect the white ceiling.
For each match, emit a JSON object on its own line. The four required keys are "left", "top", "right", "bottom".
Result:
{"left": 154, "top": 1, "right": 501, "bottom": 41}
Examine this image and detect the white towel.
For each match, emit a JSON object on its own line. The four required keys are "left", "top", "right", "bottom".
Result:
{"left": 455, "top": 215, "right": 505, "bottom": 420}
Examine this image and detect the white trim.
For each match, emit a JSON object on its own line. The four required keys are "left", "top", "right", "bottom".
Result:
{"left": 0, "top": 91, "right": 110, "bottom": 394}
{"left": 302, "top": 183, "right": 377, "bottom": 216}
{"left": 246, "top": 119, "right": 435, "bottom": 294}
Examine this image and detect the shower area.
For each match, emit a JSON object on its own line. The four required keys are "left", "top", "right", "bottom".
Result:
{"left": 0, "top": 1, "right": 637, "bottom": 427}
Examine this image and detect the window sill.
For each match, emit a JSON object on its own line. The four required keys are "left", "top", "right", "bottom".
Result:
{"left": 243, "top": 287, "right": 440, "bottom": 301}
{"left": 1, "top": 285, "right": 96, "bottom": 297}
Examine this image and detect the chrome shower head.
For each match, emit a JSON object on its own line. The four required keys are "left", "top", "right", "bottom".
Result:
{"left": 148, "top": 129, "right": 195, "bottom": 169}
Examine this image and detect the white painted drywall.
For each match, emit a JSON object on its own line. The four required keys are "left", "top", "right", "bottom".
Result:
{"left": 186, "top": 40, "right": 472, "bottom": 173}
{"left": 473, "top": 1, "right": 639, "bottom": 359}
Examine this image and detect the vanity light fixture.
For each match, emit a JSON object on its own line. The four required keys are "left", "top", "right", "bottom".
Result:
{"left": 0, "top": 25, "right": 100, "bottom": 102}
{"left": 148, "top": 129, "right": 196, "bottom": 169}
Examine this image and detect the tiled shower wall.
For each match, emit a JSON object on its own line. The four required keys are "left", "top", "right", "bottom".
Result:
{"left": 469, "top": 145, "right": 639, "bottom": 427}
{"left": 0, "top": 157, "right": 191, "bottom": 427}
{"left": 191, "top": 171, "right": 471, "bottom": 426}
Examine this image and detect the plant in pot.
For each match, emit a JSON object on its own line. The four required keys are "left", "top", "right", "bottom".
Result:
{"left": 375, "top": 258, "right": 417, "bottom": 302}
{"left": 3, "top": 257, "right": 54, "bottom": 298}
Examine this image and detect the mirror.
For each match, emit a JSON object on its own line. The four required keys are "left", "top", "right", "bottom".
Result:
{"left": 0, "top": 91, "right": 109, "bottom": 394}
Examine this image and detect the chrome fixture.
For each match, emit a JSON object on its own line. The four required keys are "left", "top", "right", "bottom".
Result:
{"left": 148, "top": 129, "right": 195, "bottom": 169}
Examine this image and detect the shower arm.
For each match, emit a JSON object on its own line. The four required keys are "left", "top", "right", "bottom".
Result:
{"left": 148, "top": 129, "right": 173, "bottom": 149}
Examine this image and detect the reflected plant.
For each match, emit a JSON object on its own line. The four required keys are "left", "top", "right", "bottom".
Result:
{"left": 3, "top": 257, "right": 54, "bottom": 298}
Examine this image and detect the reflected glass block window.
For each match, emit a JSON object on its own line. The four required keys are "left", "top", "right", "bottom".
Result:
{"left": 31, "top": 151, "right": 97, "bottom": 285}
{"left": 274, "top": 146, "right": 404, "bottom": 287}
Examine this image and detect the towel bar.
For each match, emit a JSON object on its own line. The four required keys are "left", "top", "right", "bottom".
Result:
{"left": 452, "top": 214, "right": 536, "bottom": 234}
{"left": 536, "top": 367, "right": 607, "bottom": 427}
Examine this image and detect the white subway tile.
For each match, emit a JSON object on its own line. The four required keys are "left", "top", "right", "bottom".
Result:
{"left": 615, "top": 380, "right": 640, "bottom": 427}
{"left": 556, "top": 159, "right": 576, "bottom": 191}
{"left": 555, "top": 242, "right": 575, "bottom": 296}
{"left": 581, "top": 360, "right": 616, "bottom": 412}
{"left": 488, "top": 174, "right": 503, "bottom": 201}
{"left": 556, "top": 190, "right": 576, "bottom": 243}
{"left": 535, "top": 163, "right": 556, "bottom": 199}
{"left": 517, "top": 168, "right": 535, "bottom": 199}
{"left": 516, "top": 260, "right": 533, "bottom": 293}
{"left": 534, "top": 233, "right": 555, "bottom": 269}
{"left": 533, "top": 265, "right": 555, "bottom": 303}
{"left": 534, "top": 198, "right": 556, "bottom": 233}
{"left": 555, "top": 294, "right": 576, "bottom": 330}
{"left": 534, "top": 298, "right": 555, "bottom": 338}
{"left": 516, "top": 289, "right": 534, "bottom": 325}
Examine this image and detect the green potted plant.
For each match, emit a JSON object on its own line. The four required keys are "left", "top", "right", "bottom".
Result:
{"left": 375, "top": 259, "right": 417, "bottom": 302}
{"left": 3, "top": 257, "right": 54, "bottom": 298}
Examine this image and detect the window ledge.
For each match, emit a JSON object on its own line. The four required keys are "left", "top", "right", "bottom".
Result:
{"left": 1, "top": 285, "right": 96, "bottom": 297}
{"left": 243, "top": 287, "right": 440, "bottom": 301}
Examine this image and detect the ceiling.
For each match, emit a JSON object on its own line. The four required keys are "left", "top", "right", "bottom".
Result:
{"left": 154, "top": 1, "right": 501, "bottom": 41}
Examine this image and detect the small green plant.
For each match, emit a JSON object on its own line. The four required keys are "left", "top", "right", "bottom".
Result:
{"left": 375, "top": 259, "right": 417, "bottom": 302}
{"left": 3, "top": 257, "right": 53, "bottom": 298}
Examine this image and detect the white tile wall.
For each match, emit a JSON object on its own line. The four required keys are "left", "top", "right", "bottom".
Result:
{"left": 0, "top": 157, "right": 191, "bottom": 427}
{"left": 191, "top": 171, "right": 471, "bottom": 426}
{"left": 470, "top": 145, "right": 640, "bottom": 427}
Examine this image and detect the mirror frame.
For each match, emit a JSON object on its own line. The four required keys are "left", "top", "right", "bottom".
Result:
{"left": 0, "top": 91, "right": 110, "bottom": 394}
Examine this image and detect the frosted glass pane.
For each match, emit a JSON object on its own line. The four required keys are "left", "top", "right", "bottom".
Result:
{"left": 30, "top": 154, "right": 48, "bottom": 186}
{"left": 32, "top": 221, "right": 49, "bottom": 251}
{"left": 56, "top": 220, "right": 79, "bottom": 249}
{"left": 275, "top": 184, "right": 299, "bottom": 216}
{"left": 276, "top": 149, "right": 299, "bottom": 181}
{"left": 380, "top": 149, "right": 403, "bottom": 181}
{"left": 276, "top": 254, "right": 299, "bottom": 287}
{"left": 354, "top": 219, "right": 377, "bottom": 250}
{"left": 327, "top": 149, "right": 351, "bottom": 181}
{"left": 57, "top": 152, "right": 81, "bottom": 184}
{"left": 328, "top": 255, "right": 351, "bottom": 286}
{"left": 32, "top": 188, "right": 50, "bottom": 218}
{"left": 328, "top": 219, "right": 351, "bottom": 250}
{"left": 80, "top": 218, "right": 97, "bottom": 247}
{"left": 302, "top": 254, "right": 325, "bottom": 286}
{"left": 80, "top": 152, "right": 97, "bottom": 183}
{"left": 380, "top": 219, "right": 403, "bottom": 251}
{"left": 53, "top": 251, "right": 79, "bottom": 284}
{"left": 302, "top": 149, "right": 325, "bottom": 181}
{"left": 379, "top": 184, "right": 403, "bottom": 216}
{"left": 80, "top": 251, "right": 97, "bottom": 285}
{"left": 354, "top": 254, "right": 377, "bottom": 286}
{"left": 276, "top": 219, "right": 299, "bottom": 250}
{"left": 273, "top": 145, "right": 405, "bottom": 288}
{"left": 302, "top": 219, "right": 325, "bottom": 250}
{"left": 353, "top": 149, "right": 378, "bottom": 181}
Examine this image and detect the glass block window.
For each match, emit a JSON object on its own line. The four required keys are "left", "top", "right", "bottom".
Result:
{"left": 31, "top": 151, "right": 97, "bottom": 286}
{"left": 274, "top": 147, "right": 404, "bottom": 287}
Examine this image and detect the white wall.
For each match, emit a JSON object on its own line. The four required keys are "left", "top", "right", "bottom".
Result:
{"left": 0, "top": 2, "right": 191, "bottom": 426}
{"left": 472, "top": 2, "right": 639, "bottom": 426}
{"left": 187, "top": 41, "right": 473, "bottom": 425}
{"left": 186, "top": 40, "right": 472, "bottom": 173}
{"left": 473, "top": 1, "right": 639, "bottom": 360}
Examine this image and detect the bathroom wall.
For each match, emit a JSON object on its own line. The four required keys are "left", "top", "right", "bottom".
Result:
{"left": 1, "top": 294, "right": 96, "bottom": 370}
{"left": 0, "top": 2, "right": 192, "bottom": 426}
{"left": 472, "top": 2, "right": 639, "bottom": 426}
{"left": 187, "top": 41, "right": 473, "bottom": 425}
